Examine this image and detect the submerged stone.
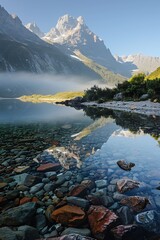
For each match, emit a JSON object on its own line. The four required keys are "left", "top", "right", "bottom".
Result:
{"left": 51, "top": 205, "right": 86, "bottom": 227}
{"left": 87, "top": 205, "right": 119, "bottom": 239}
{"left": 117, "top": 178, "right": 140, "bottom": 193}
{"left": 117, "top": 160, "right": 135, "bottom": 171}
{"left": 120, "top": 196, "right": 150, "bottom": 212}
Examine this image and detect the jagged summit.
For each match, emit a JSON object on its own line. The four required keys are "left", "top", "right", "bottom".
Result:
{"left": 25, "top": 22, "right": 44, "bottom": 38}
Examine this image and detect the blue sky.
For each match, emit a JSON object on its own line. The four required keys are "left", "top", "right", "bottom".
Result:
{"left": 0, "top": 0, "right": 160, "bottom": 56}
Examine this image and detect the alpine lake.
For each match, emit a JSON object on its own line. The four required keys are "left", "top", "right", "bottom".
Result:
{"left": 0, "top": 98, "right": 160, "bottom": 239}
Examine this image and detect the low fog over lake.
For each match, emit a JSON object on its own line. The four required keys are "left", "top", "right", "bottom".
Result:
{"left": 0, "top": 73, "right": 106, "bottom": 98}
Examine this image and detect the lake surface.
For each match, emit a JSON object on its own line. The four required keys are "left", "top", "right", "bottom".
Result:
{"left": 0, "top": 99, "right": 160, "bottom": 234}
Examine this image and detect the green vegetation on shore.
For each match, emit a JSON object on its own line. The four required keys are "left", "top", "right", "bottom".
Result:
{"left": 19, "top": 91, "right": 84, "bottom": 103}
{"left": 84, "top": 73, "right": 160, "bottom": 102}
{"left": 147, "top": 67, "right": 160, "bottom": 80}
{"left": 74, "top": 50, "right": 127, "bottom": 85}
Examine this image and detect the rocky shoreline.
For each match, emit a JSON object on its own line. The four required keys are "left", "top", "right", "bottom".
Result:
{"left": 82, "top": 100, "right": 160, "bottom": 116}
{"left": 1, "top": 130, "right": 160, "bottom": 240}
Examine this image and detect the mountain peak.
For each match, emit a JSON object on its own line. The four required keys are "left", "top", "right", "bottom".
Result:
{"left": 25, "top": 22, "right": 44, "bottom": 38}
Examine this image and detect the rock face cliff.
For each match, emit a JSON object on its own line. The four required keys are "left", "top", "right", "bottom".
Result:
{"left": 0, "top": 6, "right": 101, "bottom": 79}
{"left": 43, "top": 14, "right": 134, "bottom": 77}
{"left": 115, "top": 54, "right": 160, "bottom": 74}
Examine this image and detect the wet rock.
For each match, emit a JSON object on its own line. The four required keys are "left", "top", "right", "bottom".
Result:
{"left": 51, "top": 205, "right": 86, "bottom": 227}
{"left": 117, "top": 160, "right": 135, "bottom": 171}
{"left": 45, "top": 205, "right": 55, "bottom": 222}
{"left": 86, "top": 195, "right": 102, "bottom": 205}
{"left": 66, "top": 197, "right": 90, "bottom": 210}
{"left": 135, "top": 210, "right": 160, "bottom": 233}
{"left": 101, "top": 196, "right": 114, "bottom": 207}
{"left": 113, "top": 192, "right": 125, "bottom": 201}
{"left": 0, "top": 227, "right": 18, "bottom": 240}
{"left": 61, "top": 227, "right": 91, "bottom": 236}
{"left": 30, "top": 183, "right": 44, "bottom": 194}
{"left": 35, "top": 213, "right": 47, "bottom": 230}
{"left": 95, "top": 180, "right": 107, "bottom": 189}
{"left": 44, "top": 183, "right": 55, "bottom": 192}
{"left": 37, "top": 163, "right": 61, "bottom": 172}
{"left": 0, "top": 202, "right": 36, "bottom": 226}
{"left": 13, "top": 166, "right": 30, "bottom": 173}
{"left": 117, "top": 206, "right": 134, "bottom": 225}
{"left": 120, "top": 196, "right": 150, "bottom": 212}
{"left": 87, "top": 205, "right": 119, "bottom": 239}
{"left": 117, "top": 178, "right": 140, "bottom": 193}
{"left": 68, "top": 184, "right": 89, "bottom": 197}
{"left": 17, "top": 225, "right": 40, "bottom": 240}
{"left": 13, "top": 173, "right": 41, "bottom": 187}
{"left": 45, "top": 171, "right": 57, "bottom": 178}
{"left": 19, "top": 197, "right": 32, "bottom": 205}
{"left": 111, "top": 224, "right": 146, "bottom": 240}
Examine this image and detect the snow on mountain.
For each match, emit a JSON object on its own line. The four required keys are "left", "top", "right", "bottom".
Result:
{"left": 115, "top": 54, "right": 160, "bottom": 74}
{"left": 25, "top": 22, "right": 44, "bottom": 38}
{"left": 43, "top": 14, "right": 131, "bottom": 77}
{"left": 0, "top": 5, "right": 41, "bottom": 43}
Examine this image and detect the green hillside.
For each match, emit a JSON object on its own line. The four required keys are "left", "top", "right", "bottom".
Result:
{"left": 19, "top": 91, "right": 84, "bottom": 103}
{"left": 146, "top": 67, "right": 160, "bottom": 80}
{"left": 74, "top": 50, "right": 127, "bottom": 85}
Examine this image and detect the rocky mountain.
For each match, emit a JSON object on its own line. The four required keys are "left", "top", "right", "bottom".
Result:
{"left": 43, "top": 14, "right": 135, "bottom": 77}
{"left": 115, "top": 54, "right": 160, "bottom": 75}
{"left": 0, "top": 6, "right": 101, "bottom": 79}
{"left": 25, "top": 22, "right": 44, "bottom": 38}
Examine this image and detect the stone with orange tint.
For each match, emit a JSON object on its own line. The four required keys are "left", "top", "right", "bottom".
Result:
{"left": 51, "top": 205, "right": 86, "bottom": 227}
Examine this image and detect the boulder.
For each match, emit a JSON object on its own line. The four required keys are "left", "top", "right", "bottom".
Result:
{"left": 87, "top": 205, "right": 119, "bottom": 239}
{"left": 51, "top": 205, "right": 86, "bottom": 227}
{"left": 120, "top": 196, "right": 150, "bottom": 212}
{"left": 135, "top": 210, "right": 160, "bottom": 234}
{"left": 17, "top": 225, "right": 40, "bottom": 240}
{"left": 117, "top": 206, "right": 134, "bottom": 225}
{"left": 0, "top": 202, "right": 36, "bottom": 226}
{"left": 117, "top": 160, "right": 135, "bottom": 171}
{"left": 0, "top": 227, "right": 18, "bottom": 240}
{"left": 13, "top": 173, "right": 41, "bottom": 187}
{"left": 37, "top": 163, "right": 61, "bottom": 172}
{"left": 117, "top": 178, "right": 140, "bottom": 193}
{"left": 68, "top": 184, "right": 89, "bottom": 197}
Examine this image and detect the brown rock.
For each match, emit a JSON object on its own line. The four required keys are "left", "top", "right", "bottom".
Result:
{"left": 45, "top": 205, "right": 55, "bottom": 222}
{"left": 117, "top": 178, "right": 140, "bottom": 193}
{"left": 37, "top": 163, "right": 61, "bottom": 172}
{"left": 68, "top": 184, "right": 89, "bottom": 197}
{"left": 87, "top": 205, "right": 119, "bottom": 239}
{"left": 51, "top": 205, "right": 86, "bottom": 227}
{"left": 120, "top": 196, "right": 150, "bottom": 212}
{"left": 117, "top": 160, "right": 135, "bottom": 171}
{"left": 20, "top": 197, "right": 32, "bottom": 205}
{"left": 14, "top": 166, "right": 30, "bottom": 173}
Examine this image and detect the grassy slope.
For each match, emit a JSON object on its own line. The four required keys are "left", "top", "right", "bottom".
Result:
{"left": 74, "top": 50, "right": 127, "bottom": 85}
{"left": 146, "top": 67, "right": 160, "bottom": 80}
{"left": 19, "top": 91, "right": 84, "bottom": 103}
